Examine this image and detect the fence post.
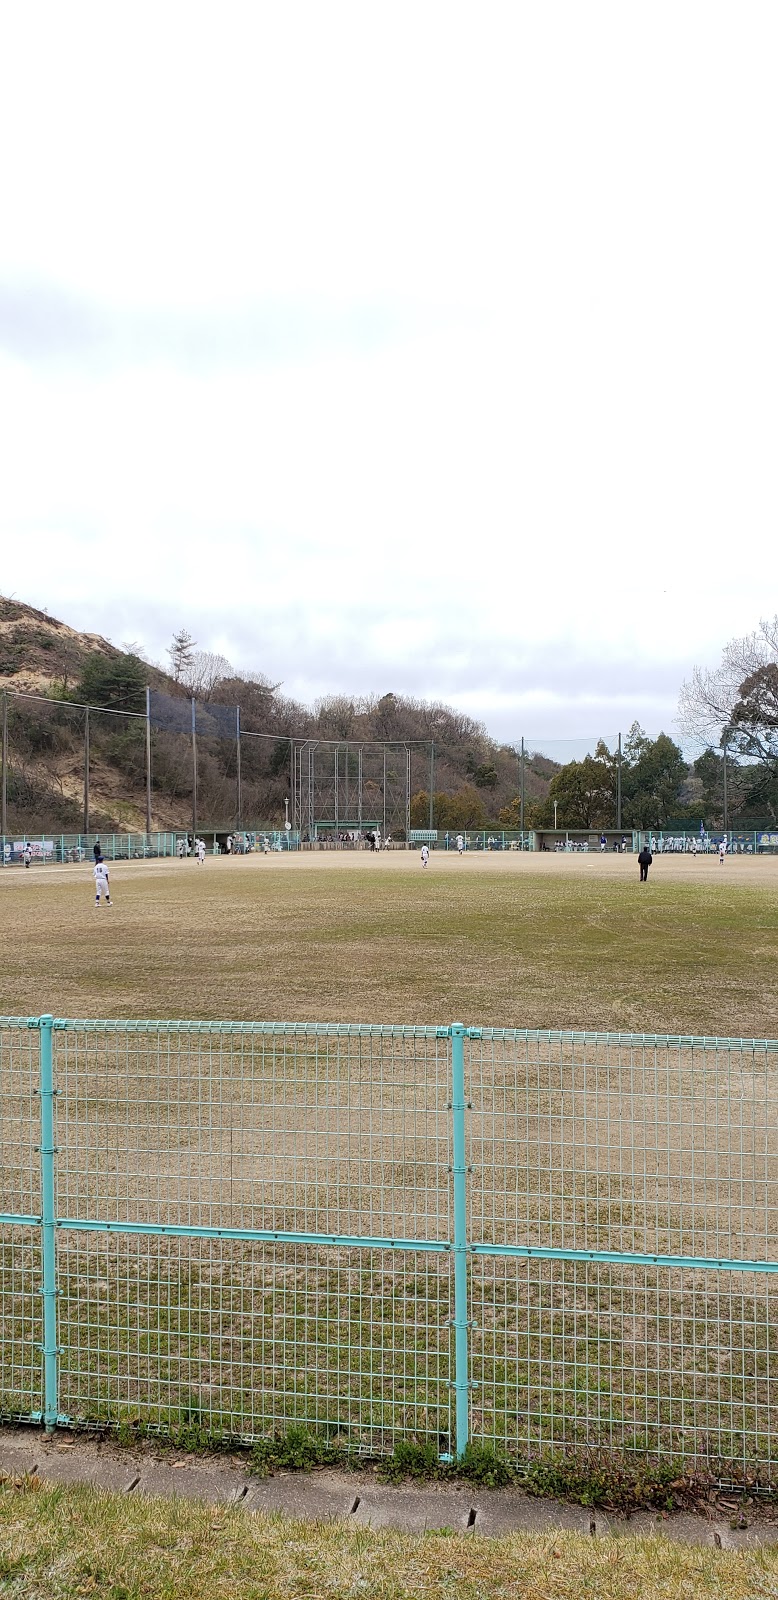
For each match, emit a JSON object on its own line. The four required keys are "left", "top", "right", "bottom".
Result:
{"left": 38, "top": 1015, "right": 59, "bottom": 1434}
{"left": 450, "top": 1022, "right": 470, "bottom": 1459}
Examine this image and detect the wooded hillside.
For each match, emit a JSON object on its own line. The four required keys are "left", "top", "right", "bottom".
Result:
{"left": 0, "top": 598, "right": 552, "bottom": 832}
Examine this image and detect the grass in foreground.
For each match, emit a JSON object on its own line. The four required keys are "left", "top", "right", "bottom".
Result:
{"left": 2, "top": 1475, "right": 778, "bottom": 1600}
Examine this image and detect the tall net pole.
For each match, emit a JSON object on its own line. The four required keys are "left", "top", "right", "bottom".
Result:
{"left": 145, "top": 687, "right": 152, "bottom": 838}
{"left": 83, "top": 706, "right": 90, "bottom": 836}
{"left": 723, "top": 739, "right": 729, "bottom": 830}
{"left": 519, "top": 737, "right": 525, "bottom": 841}
{"left": 358, "top": 747, "right": 363, "bottom": 829}
{"left": 617, "top": 731, "right": 622, "bottom": 831}
{"left": 405, "top": 746, "right": 411, "bottom": 838}
{"left": 236, "top": 705, "right": 242, "bottom": 829}
{"left": 429, "top": 742, "right": 434, "bottom": 830}
{"left": 191, "top": 696, "right": 198, "bottom": 841}
{"left": 308, "top": 744, "right": 316, "bottom": 838}
{"left": 1, "top": 689, "right": 7, "bottom": 838}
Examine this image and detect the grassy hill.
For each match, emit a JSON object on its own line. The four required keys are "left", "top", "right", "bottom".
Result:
{"left": 0, "top": 596, "right": 555, "bottom": 835}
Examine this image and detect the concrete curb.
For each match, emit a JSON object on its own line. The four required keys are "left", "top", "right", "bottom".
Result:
{"left": 1, "top": 1429, "right": 775, "bottom": 1548}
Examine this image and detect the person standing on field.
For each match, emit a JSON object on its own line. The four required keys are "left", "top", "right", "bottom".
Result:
{"left": 93, "top": 859, "right": 111, "bottom": 905}
{"left": 93, "top": 839, "right": 102, "bottom": 864}
{"left": 197, "top": 838, "right": 206, "bottom": 865}
{"left": 719, "top": 835, "right": 728, "bottom": 864}
{"left": 637, "top": 844, "right": 653, "bottom": 882}
{"left": 22, "top": 842, "right": 33, "bottom": 868}
{"left": 420, "top": 844, "right": 430, "bottom": 868}
{"left": 456, "top": 834, "right": 465, "bottom": 855}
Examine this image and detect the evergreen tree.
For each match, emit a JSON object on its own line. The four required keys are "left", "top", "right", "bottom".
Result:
{"left": 168, "top": 629, "right": 196, "bottom": 683}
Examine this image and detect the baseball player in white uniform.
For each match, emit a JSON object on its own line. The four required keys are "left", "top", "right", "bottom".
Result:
{"left": 93, "top": 860, "right": 111, "bottom": 905}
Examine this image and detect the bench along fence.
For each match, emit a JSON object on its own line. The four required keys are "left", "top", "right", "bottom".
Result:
{"left": 2, "top": 1016, "right": 778, "bottom": 1472}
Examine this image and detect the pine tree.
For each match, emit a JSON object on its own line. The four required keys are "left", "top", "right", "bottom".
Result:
{"left": 168, "top": 629, "right": 196, "bottom": 683}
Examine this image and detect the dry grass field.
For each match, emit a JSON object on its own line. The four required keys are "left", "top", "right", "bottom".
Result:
{"left": 1, "top": 848, "right": 777, "bottom": 1035}
{"left": 3, "top": 850, "right": 778, "bottom": 1466}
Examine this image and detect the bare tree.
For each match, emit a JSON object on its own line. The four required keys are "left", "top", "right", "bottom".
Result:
{"left": 240, "top": 670, "right": 281, "bottom": 692}
{"left": 678, "top": 616, "right": 778, "bottom": 745}
{"left": 314, "top": 695, "right": 359, "bottom": 738}
{"left": 182, "top": 651, "right": 234, "bottom": 699}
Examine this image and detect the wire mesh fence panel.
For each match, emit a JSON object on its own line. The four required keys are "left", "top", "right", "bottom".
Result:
{"left": 51, "top": 1022, "right": 453, "bottom": 1445}
{"left": 6, "top": 1014, "right": 778, "bottom": 1464}
{"left": 469, "top": 1256, "right": 778, "bottom": 1468}
{"left": 0, "top": 1022, "right": 43, "bottom": 1419}
{"left": 466, "top": 1031, "right": 778, "bottom": 1260}
{"left": 466, "top": 1029, "right": 778, "bottom": 1469}
{"left": 0, "top": 1021, "right": 40, "bottom": 1220}
{"left": 55, "top": 1237, "right": 454, "bottom": 1448}
{"left": 0, "top": 1226, "right": 42, "bottom": 1421}
{"left": 53, "top": 1024, "right": 452, "bottom": 1241}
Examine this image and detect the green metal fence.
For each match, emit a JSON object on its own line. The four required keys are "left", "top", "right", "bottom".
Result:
{"left": 3, "top": 1015, "right": 778, "bottom": 1472}
{"left": 1, "top": 832, "right": 180, "bottom": 865}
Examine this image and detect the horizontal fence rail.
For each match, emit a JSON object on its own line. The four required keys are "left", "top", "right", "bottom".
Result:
{"left": 2, "top": 1015, "right": 778, "bottom": 1474}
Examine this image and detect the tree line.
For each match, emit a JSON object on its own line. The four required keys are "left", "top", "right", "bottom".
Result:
{"left": 5, "top": 608, "right": 778, "bottom": 833}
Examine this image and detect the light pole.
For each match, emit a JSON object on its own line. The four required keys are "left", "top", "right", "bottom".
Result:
{"left": 553, "top": 800, "right": 558, "bottom": 831}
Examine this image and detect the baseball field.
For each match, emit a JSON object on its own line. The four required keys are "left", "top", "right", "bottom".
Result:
{"left": 1, "top": 848, "right": 776, "bottom": 1036}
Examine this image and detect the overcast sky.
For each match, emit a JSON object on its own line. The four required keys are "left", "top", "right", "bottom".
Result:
{"left": 1, "top": 3, "right": 776, "bottom": 750}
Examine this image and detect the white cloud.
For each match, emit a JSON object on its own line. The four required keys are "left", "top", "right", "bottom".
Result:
{"left": 0, "top": 1, "right": 776, "bottom": 745}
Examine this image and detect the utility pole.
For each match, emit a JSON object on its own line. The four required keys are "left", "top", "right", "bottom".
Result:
{"left": 429, "top": 742, "right": 435, "bottom": 831}
{"left": 723, "top": 738, "right": 728, "bottom": 831}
